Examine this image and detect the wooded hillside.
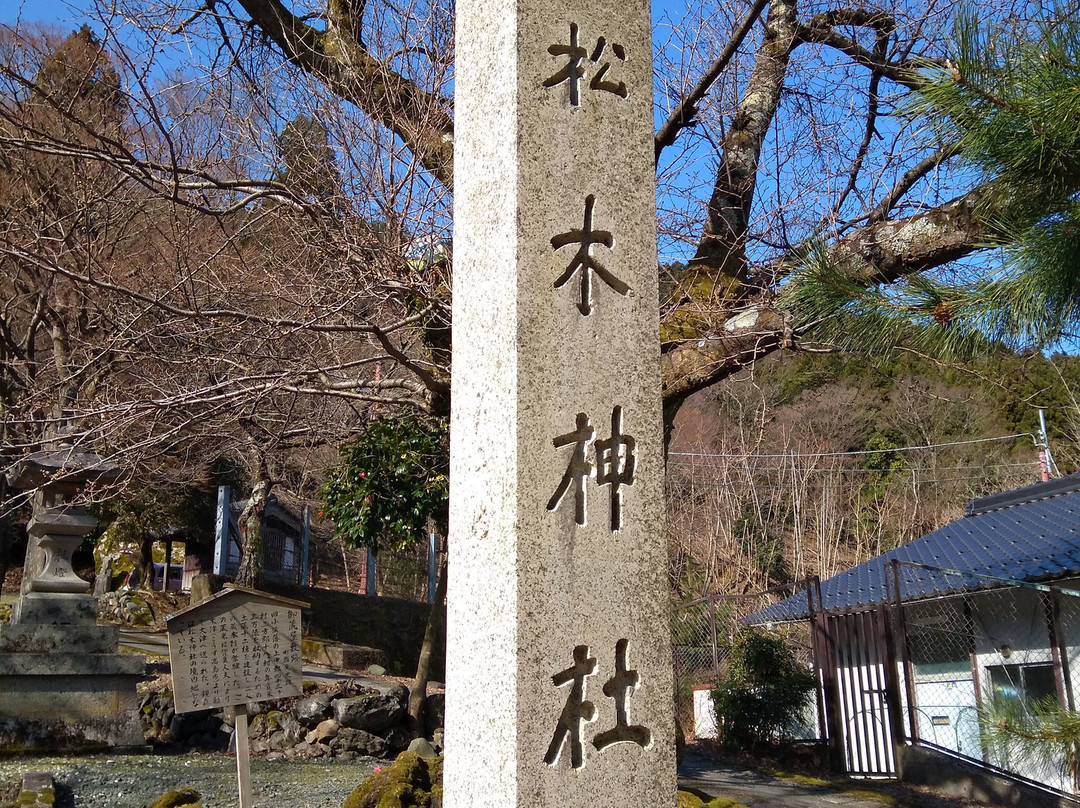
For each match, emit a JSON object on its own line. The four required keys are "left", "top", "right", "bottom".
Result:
{"left": 668, "top": 350, "right": 1080, "bottom": 598}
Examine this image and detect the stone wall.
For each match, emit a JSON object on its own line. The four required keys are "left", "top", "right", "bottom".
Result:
{"left": 265, "top": 584, "right": 445, "bottom": 680}
{"left": 140, "top": 679, "right": 444, "bottom": 761}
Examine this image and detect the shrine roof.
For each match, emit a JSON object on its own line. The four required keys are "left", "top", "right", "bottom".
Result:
{"left": 166, "top": 585, "right": 310, "bottom": 623}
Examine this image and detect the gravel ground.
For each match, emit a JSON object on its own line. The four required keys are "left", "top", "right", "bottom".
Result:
{"left": 0, "top": 752, "right": 379, "bottom": 808}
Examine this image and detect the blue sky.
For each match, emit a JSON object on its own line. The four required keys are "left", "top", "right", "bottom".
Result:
{"left": 1, "top": 1, "right": 89, "bottom": 28}
{"left": 5, "top": 0, "right": 1078, "bottom": 357}
{"left": 4, "top": 0, "right": 690, "bottom": 30}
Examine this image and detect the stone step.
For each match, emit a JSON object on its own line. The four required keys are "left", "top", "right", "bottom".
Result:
{"left": 302, "top": 638, "right": 388, "bottom": 673}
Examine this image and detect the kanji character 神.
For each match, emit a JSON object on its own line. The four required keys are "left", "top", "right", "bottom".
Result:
{"left": 547, "top": 408, "right": 637, "bottom": 529}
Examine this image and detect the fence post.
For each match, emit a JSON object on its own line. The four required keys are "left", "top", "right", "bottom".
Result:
{"left": 878, "top": 598, "right": 906, "bottom": 777}
{"left": 214, "top": 486, "right": 230, "bottom": 576}
{"left": 890, "top": 560, "right": 919, "bottom": 744}
{"left": 708, "top": 599, "right": 719, "bottom": 682}
{"left": 813, "top": 577, "right": 845, "bottom": 772}
{"left": 806, "top": 576, "right": 828, "bottom": 745}
{"left": 1046, "top": 589, "right": 1075, "bottom": 710}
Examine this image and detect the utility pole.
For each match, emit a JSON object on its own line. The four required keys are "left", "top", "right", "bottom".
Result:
{"left": 1037, "top": 408, "right": 1056, "bottom": 482}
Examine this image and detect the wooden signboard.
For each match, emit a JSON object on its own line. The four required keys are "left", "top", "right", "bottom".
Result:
{"left": 166, "top": 586, "right": 309, "bottom": 808}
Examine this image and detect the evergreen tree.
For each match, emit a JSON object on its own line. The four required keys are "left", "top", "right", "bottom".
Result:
{"left": 33, "top": 24, "right": 124, "bottom": 115}
{"left": 784, "top": 8, "right": 1080, "bottom": 356}
{"left": 275, "top": 114, "right": 341, "bottom": 210}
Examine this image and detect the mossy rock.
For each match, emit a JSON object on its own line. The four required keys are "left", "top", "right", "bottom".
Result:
{"left": 124, "top": 593, "right": 153, "bottom": 626}
{"left": 266, "top": 711, "right": 286, "bottom": 730}
{"left": 145, "top": 787, "right": 202, "bottom": 808}
{"left": 676, "top": 790, "right": 747, "bottom": 808}
{"left": 345, "top": 761, "right": 738, "bottom": 808}
{"left": 678, "top": 791, "right": 705, "bottom": 808}
{"left": 342, "top": 752, "right": 440, "bottom": 808}
{"left": 8, "top": 787, "right": 56, "bottom": 808}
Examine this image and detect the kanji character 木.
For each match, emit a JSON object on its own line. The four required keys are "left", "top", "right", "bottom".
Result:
{"left": 551, "top": 195, "right": 629, "bottom": 315}
{"left": 543, "top": 22, "right": 588, "bottom": 106}
{"left": 544, "top": 645, "right": 598, "bottom": 769}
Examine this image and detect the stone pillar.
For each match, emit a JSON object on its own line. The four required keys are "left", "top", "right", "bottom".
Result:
{"left": 446, "top": 0, "right": 676, "bottom": 802}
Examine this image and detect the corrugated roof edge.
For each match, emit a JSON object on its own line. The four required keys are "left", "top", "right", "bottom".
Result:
{"left": 745, "top": 473, "right": 1080, "bottom": 626}
{"left": 965, "top": 472, "right": 1080, "bottom": 516}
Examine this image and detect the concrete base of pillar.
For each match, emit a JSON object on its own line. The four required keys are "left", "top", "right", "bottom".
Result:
{"left": 0, "top": 591, "right": 147, "bottom": 752}
{"left": 0, "top": 653, "right": 146, "bottom": 751}
{"left": 11, "top": 592, "right": 96, "bottom": 624}
{"left": 0, "top": 622, "right": 120, "bottom": 654}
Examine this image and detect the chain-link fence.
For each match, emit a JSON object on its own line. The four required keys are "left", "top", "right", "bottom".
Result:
{"left": 307, "top": 536, "right": 437, "bottom": 601}
{"left": 672, "top": 581, "right": 816, "bottom": 740}
{"left": 885, "top": 561, "right": 1080, "bottom": 793}
{"left": 675, "top": 560, "right": 1080, "bottom": 794}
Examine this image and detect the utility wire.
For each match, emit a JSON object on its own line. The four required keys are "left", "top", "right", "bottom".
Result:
{"left": 668, "top": 460, "right": 1038, "bottom": 474}
{"left": 673, "top": 474, "right": 1041, "bottom": 491}
{"left": 669, "top": 432, "right": 1038, "bottom": 461}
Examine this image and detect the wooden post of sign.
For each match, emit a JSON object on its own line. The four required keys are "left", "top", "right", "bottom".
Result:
{"left": 166, "top": 587, "right": 308, "bottom": 808}
{"left": 234, "top": 703, "right": 253, "bottom": 808}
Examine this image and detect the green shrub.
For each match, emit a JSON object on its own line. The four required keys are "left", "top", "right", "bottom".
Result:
{"left": 712, "top": 628, "right": 815, "bottom": 751}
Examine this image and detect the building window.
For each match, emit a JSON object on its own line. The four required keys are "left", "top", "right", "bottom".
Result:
{"left": 908, "top": 622, "right": 971, "bottom": 678}
{"left": 987, "top": 663, "right": 1057, "bottom": 707}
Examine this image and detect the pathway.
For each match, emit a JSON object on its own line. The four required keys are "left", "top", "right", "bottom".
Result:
{"left": 678, "top": 752, "right": 896, "bottom": 808}
{"left": 677, "top": 750, "right": 1024, "bottom": 808}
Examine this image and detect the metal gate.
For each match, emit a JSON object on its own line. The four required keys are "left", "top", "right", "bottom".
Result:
{"left": 817, "top": 606, "right": 903, "bottom": 778}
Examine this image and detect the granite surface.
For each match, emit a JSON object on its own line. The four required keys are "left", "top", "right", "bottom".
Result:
{"left": 446, "top": 0, "right": 675, "bottom": 803}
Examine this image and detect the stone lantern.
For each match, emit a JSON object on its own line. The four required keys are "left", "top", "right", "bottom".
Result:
{"left": 0, "top": 439, "right": 145, "bottom": 751}
{"left": 7, "top": 442, "right": 119, "bottom": 617}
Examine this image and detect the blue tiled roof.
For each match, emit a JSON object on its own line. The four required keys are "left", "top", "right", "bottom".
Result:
{"left": 749, "top": 473, "right": 1080, "bottom": 624}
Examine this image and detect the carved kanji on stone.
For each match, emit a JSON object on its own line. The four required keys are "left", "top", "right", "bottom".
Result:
{"left": 593, "top": 638, "right": 651, "bottom": 752}
{"left": 546, "top": 640, "right": 651, "bottom": 769}
{"left": 546, "top": 412, "right": 595, "bottom": 525}
{"left": 543, "top": 22, "right": 628, "bottom": 107}
{"left": 544, "top": 645, "right": 598, "bottom": 769}
{"left": 595, "top": 406, "right": 635, "bottom": 530}
{"left": 551, "top": 195, "right": 629, "bottom": 316}
{"left": 547, "top": 408, "right": 636, "bottom": 529}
